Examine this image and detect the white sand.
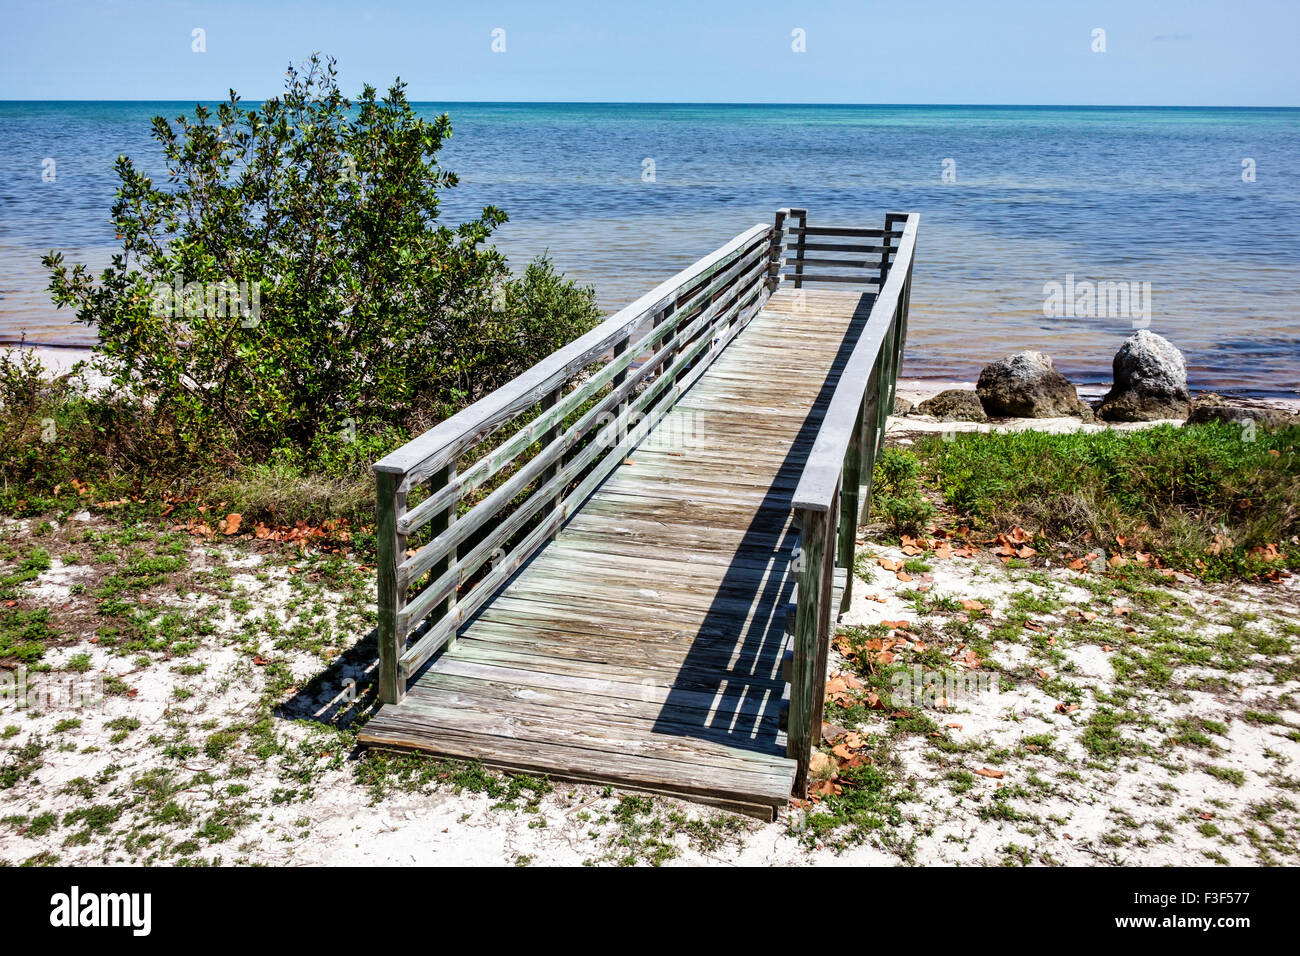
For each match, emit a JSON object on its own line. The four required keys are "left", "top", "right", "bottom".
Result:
{"left": 3, "top": 505, "right": 1297, "bottom": 866}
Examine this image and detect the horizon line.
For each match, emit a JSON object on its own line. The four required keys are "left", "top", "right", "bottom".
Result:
{"left": 1, "top": 99, "right": 1297, "bottom": 110}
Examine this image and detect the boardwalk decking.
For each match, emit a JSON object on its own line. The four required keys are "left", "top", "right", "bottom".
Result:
{"left": 360, "top": 289, "right": 871, "bottom": 817}
{"left": 361, "top": 211, "right": 917, "bottom": 819}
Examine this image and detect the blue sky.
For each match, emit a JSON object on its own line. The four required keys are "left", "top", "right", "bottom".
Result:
{"left": 1, "top": 0, "right": 1296, "bottom": 105}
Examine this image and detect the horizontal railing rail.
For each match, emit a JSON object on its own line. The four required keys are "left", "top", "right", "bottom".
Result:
{"left": 775, "top": 207, "right": 907, "bottom": 289}
{"left": 373, "top": 221, "right": 781, "bottom": 704}
{"left": 785, "top": 211, "right": 919, "bottom": 795}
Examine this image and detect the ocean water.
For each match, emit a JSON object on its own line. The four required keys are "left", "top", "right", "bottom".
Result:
{"left": 2, "top": 102, "right": 1297, "bottom": 397}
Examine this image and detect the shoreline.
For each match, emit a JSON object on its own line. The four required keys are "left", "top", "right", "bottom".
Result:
{"left": 10, "top": 344, "right": 1300, "bottom": 412}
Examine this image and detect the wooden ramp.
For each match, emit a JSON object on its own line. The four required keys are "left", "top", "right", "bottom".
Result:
{"left": 361, "top": 211, "right": 918, "bottom": 819}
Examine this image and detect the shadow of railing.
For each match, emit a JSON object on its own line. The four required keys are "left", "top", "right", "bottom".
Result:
{"left": 646, "top": 292, "right": 876, "bottom": 755}
{"left": 275, "top": 626, "right": 383, "bottom": 731}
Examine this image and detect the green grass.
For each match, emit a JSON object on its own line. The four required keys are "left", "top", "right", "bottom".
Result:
{"left": 0, "top": 546, "right": 57, "bottom": 663}
{"left": 1082, "top": 708, "right": 1145, "bottom": 760}
{"left": 797, "top": 759, "right": 910, "bottom": 851}
{"left": 352, "top": 751, "right": 552, "bottom": 808}
{"left": 904, "top": 423, "right": 1299, "bottom": 580}
{"left": 1203, "top": 765, "right": 1247, "bottom": 787}
{"left": 0, "top": 738, "right": 46, "bottom": 789}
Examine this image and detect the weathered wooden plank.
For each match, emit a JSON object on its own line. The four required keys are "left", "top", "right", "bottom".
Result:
{"left": 404, "top": 677, "right": 783, "bottom": 753}
{"left": 484, "top": 589, "right": 789, "bottom": 642}
{"left": 401, "top": 681, "right": 787, "bottom": 767}
{"left": 529, "top": 541, "right": 793, "bottom": 587}
{"left": 552, "top": 529, "right": 793, "bottom": 570}
{"left": 465, "top": 613, "right": 785, "bottom": 663}
{"left": 517, "top": 546, "right": 790, "bottom": 598}
{"left": 428, "top": 655, "right": 781, "bottom": 711}
{"left": 561, "top": 512, "right": 791, "bottom": 556}
{"left": 370, "top": 696, "right": 792, "bottom": 779}
{"left": 597, "top": 477, "right": 795, "bottom": 511}
{"left": 357, "top": 718, "right": 792, "bottom": 818}
{"left": 784, "top": 273, "right": 881, "bottom": 285}
{"left": 786, "top": 225, "right": 903, "bottom": 238}
{"left": 491, "top": 570, "right": 791, "bottom": 621}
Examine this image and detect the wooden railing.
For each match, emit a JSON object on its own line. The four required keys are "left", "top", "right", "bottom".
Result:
{"left": 373, "top": 221, "right": 780, "bottom": 704}
{"left": 372, "top": 205, "right": 918, "bottom": 797}
{"left": 776, "top": 207, "right": 910, "bottom": 289}
{"left": 783, "top": 212, "right": 919, "bottom": 795}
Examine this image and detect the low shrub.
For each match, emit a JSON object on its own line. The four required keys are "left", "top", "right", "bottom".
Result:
{"left": 916, "top": 423, "right": 1299, "bottom": 578}
{"left": 871, "top": 447, "right": 936, "bottom": 537}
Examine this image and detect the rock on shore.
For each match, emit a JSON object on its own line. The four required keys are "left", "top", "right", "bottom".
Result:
{"left": 976, "top": 351, "right": 1093, "bottom": 420}
{"left": 1097, "top": 330, "right": 1190, "bottom": 422}
{"left": 1188, "top": 393, "right": 1298, "bottom": 431}
{"left": 915, "top": 389, "right": 988, "bottom": 422}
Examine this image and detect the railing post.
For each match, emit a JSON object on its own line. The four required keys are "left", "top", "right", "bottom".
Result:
{"left": 859, "top": 355, "right": 882, "bottom": 523}
{"left": 819, "top": 485, "right": 839, "bottom": 743}
{"left": 769, "top": 210, "right": 787, "bottom": 289}
{"left": 838, "top": 399, "right": 865, "bottom": 613}
{"left": 376, "top": 471, "right": 407, "bottom": 704}
{"left": 878, "top": 230, "right": 892, "bottom": 289}
{"left": 880, "top": 298, "right": 900, "bottom": 427}
{"left": 891, "top": 262, "right": 914, "bottom": 413}
{"left": 879, "top": 211, "right": 906, "bottom": 289}
{"left": 650, "top": 306, "right": 667, "bottom": 362}
{"left": 789, "top": 488, "right": 838, "bottom": 797}
{"left": 792, "top": 209, "right": 808, "bottom": 289}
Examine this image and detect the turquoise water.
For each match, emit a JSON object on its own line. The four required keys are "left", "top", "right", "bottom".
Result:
{"left": 2, "top": 102, "right": 1297, "bottom": 396}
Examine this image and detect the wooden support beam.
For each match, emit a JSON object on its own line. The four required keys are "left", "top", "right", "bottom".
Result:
{"left": 792, "top": 209, "right": 808, "bottom": 289}
{"left": 376, "top": 471, "right": 406, "bottom": 704}
{"left": 838, "top": 398, "right": 864, "bottom": 613}
{"left": 859, "top": 356, "right": 881, "bottom": 523}
{"left": 769, "top": 210, "right": 787, "bottom": 289}
{"left": 788, "top": 486, "right": 837, "bottom": 797}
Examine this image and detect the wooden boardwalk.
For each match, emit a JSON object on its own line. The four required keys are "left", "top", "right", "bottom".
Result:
{"left": 361, "top": 210, "right": 917, "bottom": 819}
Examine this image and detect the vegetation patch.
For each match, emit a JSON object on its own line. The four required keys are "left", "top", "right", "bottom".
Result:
{"left": 908, "top": 424, "right": 1299, "bottom": 579}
